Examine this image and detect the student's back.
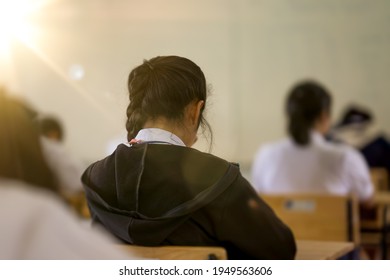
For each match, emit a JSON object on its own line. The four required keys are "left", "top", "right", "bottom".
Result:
{"left": 253, "top": 132, "right": 372, "bottom": 200}
{"left": 82, "top": 56, "right": 296, "bottom": 260}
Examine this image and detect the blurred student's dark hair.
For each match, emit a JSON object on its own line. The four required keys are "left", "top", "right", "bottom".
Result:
{"left": 0, "top": 88, "right": 58, "bottom": 192}
{"left": 286, "top": 81, "right": 332, "bottom": 146}
{"left": 39, "top": 116, "right": 64, "bottom": 141}
{"left": 335, "top": 105, "right": 373, "bottom": 128}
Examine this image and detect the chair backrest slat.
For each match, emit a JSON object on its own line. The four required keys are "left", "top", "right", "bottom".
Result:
{"left": 261, "top": 193, "right": 360, "bottom": 244}
{"left": 370, "top": 168, "right": 389, "bottom": 192}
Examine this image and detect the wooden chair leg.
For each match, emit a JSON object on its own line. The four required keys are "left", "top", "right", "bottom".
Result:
{"left": 381, "top": 206, "right": 388, "bottom": 259}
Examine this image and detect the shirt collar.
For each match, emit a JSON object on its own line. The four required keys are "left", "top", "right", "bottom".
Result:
{"left": 134, "top": 128, "right": 186, "bottom": 147}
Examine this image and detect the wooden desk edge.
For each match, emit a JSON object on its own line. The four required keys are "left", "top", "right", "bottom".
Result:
{"left": 295, "top": 240, "right": 355, "bottom": 260}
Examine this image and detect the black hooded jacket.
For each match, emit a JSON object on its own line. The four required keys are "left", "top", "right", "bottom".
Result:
{"left": 82, "top": 143, "right": 296, "bottom": 259}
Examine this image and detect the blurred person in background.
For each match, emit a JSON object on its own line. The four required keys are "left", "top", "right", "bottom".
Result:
{"left": 0, "top": 88, "right": 136, "bottom": 259}
{"left": 251, "top": 80, "right": 374, "bottom": 205}
{"left": 37, "top": 115, "right": 87, "bottom": 196}
{"left": 82, "top": 55, "right": 296, "bottom": 260}
{"left": 331, "top": 105, "right": 390, "bottom": 187}
{"left": 39, "top": 115, "right": 64, "bottom": 141}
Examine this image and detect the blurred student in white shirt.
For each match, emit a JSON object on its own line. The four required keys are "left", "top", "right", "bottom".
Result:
{"left": 251, "top": 80, "right": 374, "bottom": 204}
{"left": 331, "top": 105, "right": 390, "bottom": 186}
{"left": 0, "top": 88, "right": 136, "bottom": 259}
{"left": 38, "top": 115, "right": 87, "bottom": 195}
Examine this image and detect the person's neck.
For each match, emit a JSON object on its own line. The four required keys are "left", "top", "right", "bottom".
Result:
{"left": 313, "top": 120, "right": 328, "bottom": 136}
{"left": 143, "top": 118, "right": 190, "bottom": 146}
{"left": 313, "top": 127, "right": 325, "bottom": 136}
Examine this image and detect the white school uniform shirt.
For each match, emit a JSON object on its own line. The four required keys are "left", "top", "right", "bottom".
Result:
{"left": 251, "top": 132, "right": 374, "bottom": 201}
{"left": 0, "top": 179, "right": 138, "bottom": 259}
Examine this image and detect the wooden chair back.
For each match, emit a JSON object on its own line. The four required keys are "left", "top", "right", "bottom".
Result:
{"left": 261, "top": 193, "right": 360, "bottom": 244}
{"left": 118, "top": 245, "right": 227, "bottom": 260}
{"left": 361, "top": 168, "right": 389, "bottom": 229}
{"left": 370, "top": 168, "right": 389, "bottom": 191}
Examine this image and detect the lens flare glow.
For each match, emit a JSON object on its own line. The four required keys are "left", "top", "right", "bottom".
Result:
{"left": 0, "top": 0, "right": 46, "bottom": 54}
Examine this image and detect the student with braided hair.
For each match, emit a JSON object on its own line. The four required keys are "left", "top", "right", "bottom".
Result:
{"left": 82, "top": 55, "right": 296, "bottom": 260}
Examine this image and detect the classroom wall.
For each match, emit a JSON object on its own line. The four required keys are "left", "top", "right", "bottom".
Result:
{"left": 2, "top": 0, "right": 390, "bottom": 167}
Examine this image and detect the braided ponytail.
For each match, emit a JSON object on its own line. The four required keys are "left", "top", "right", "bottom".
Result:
{"left": 126, "top": 105, "right": 145, "bottom": 141}
{"left": 125, "top": 66, "right": 150, "bottom": 141}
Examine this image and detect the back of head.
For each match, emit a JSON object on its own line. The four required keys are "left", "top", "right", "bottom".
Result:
{"left": 0, "top": 88, "right": 58, "bottom": 192}
{"left": 336, "top": 105, "right": 373, "bottom": 128}
{"left": 125, "top": 55, "right": 209, "bottom": 141}
{"left": 39, "top": 116, "right": 64, "bottom": 142}
{"left": 286, "top": 81, "right": 332, "bottom": 146}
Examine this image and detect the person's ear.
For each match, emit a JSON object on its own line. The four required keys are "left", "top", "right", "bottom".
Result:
{"left": 191, "top": 100, "right": 204, "bottom": 127}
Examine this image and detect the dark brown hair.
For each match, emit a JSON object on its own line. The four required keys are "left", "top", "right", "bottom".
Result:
{"left": 0, "top": 88, "right": 58, "bottom": 192}
{"left": 286, "top": 81, "right": 332, "bottom": 146}
{"left": 38, "top": 116, "right": 64, "bottom": 141}
{"left": 125, "top": 56, "right": 212, "bottom": 143}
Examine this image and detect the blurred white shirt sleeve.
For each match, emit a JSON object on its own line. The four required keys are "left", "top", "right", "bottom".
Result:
{"left": 0, "top": 179, "right": 139, "bottom": 259}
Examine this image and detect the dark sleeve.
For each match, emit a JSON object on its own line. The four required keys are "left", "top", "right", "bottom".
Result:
{"left": 214, "top": 173, "right": 296, "bottom": 260}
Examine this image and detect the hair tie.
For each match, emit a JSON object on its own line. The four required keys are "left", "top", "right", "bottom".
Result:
{"left": 143, "top": 59, "right": 154, "bottom": 70}
{"left": 129, "top": 138, "right": 143, "bottom": 145}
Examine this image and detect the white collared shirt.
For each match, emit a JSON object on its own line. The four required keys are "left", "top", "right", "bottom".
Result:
{"left": 133, "top": 128, "right": 186, "bottom": 146}
{"left": 251, "top": 132, "right": 374, "bottom": 201}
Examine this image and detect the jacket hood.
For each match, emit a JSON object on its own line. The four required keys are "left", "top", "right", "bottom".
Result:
{"left": 82, "top": 143, "right": 239, "bottom": 245}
